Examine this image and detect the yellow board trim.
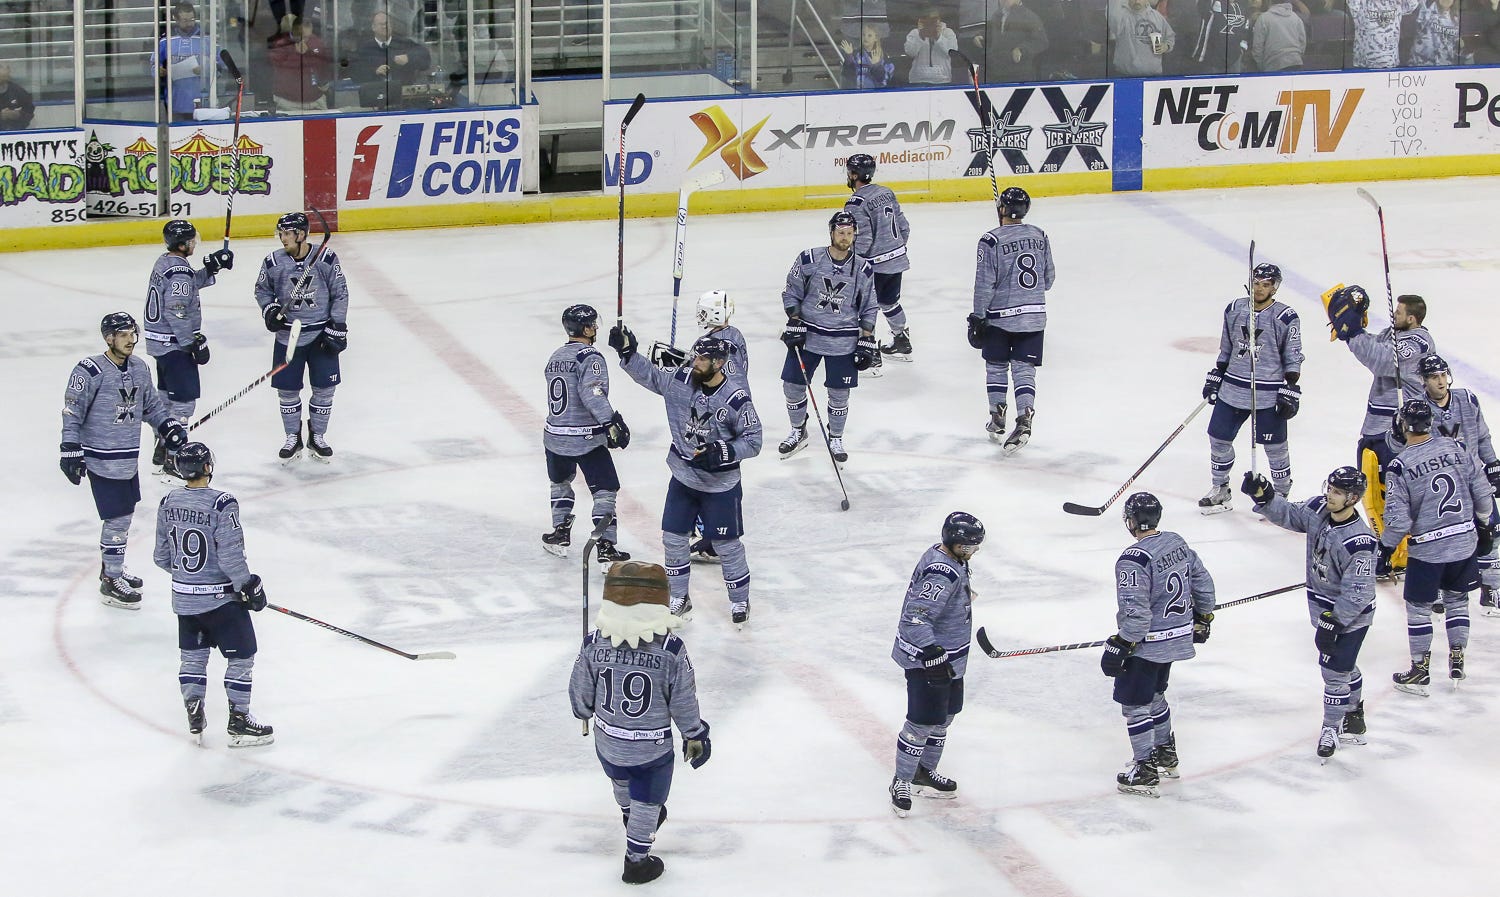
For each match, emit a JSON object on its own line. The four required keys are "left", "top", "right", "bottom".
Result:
{"left": 1145, "top": 154, "right": 1500, "bottom": 191}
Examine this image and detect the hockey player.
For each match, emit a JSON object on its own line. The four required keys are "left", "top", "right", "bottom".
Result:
{"left": 968, "top": 186, "right": 1055, "bottom": 453}
{"left": 1419, "top": 354, "right": 1500, "bottom": 613}
{"left": 1382, "top": 399, "right": 1496, "bottom": 693}
{"left": 608, "top": 326, "right": 763, "bottom": 626}
{"left": 889, "top": 512, "right": 984, "bottom": 818}
{"left": 153, "top": 442, "right": 274, "bottom": 747}
{"left": 569, "top": 561, "right": 712, "bottom": 884}
{"left": 1200, "top": 263, "right": 1304, "bottom": 512}
{"left": 843, "top": 153, "right": 913, "bottom": 373}
{"left": 1243, "top": 467, "right": 1377, "bottom": 760}
{"left": 1325, "top": 287, "right": 1436, "bottom": 576}
{"left": 60, "top": 312, "right": 188, "bottom": 609}
{"left": 254, "top": 211, "right": 349, "bottom": 464}
{"left": 543, "top": 304, "right": 632, "bottom": 563}
{"left": 779, "top": 211, "right": 877, "bottom": 465}
{"left": 652, "top": 290, "right": 750, "bottom": 383}
{"left": 1102, "top": 493, "right": 1216, "bottom": 797}
{"left": 143, "top": 219, "right": 233, "bottom": 473}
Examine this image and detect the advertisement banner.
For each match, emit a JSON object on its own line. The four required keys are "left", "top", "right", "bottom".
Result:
{"left": 336, "top": 108, "right": 526, "bottom": 207}
{"left": 83, "top": 120, "right": 302, "bottom": 219}
{"left": 0, "top": 130, "right": 87, "bottom": 226}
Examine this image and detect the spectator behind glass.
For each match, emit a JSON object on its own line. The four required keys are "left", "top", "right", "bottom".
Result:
{"left": 1345, "top": 0, "right": 1419, "bottom": 66}
{"left": 1407, "top": 0, "right": 1460, "bottom": 64}
{"left": 157, "top": 3, "right": 214, "bottom": 121}
{"left": 1252, "top": 0, "right": 1308, "bottom": 69}
{"left": 0, "top": 63, "right": 36, "bottom": 131}
{"left": 976, "top": 0, "right": 1051, "bottom": 81}
{"left": 344, "top": 9, "right": 432, "bottom": 109}
{"left": 905, "top": 8, "right": 959, "bottom": 84}
{"left": 841, "top": 25, "right": 896, "bottom": 88}
{"left": 1186, "top": 0, "right": 1251, "bottom": 72}
{"left": 269, "top": 17, "right": 333, "bottom": 112}
{"left": 1468, "top": 0, "right": 1500, "bottom": 63}
{"left": 1107, "top": 0, "right": 1176, "bottom": 75}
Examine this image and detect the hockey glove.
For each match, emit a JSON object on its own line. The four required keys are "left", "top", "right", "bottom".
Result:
{"left": 1377, "top": 543, "right": 1396, "bottom": 578}
{"left": 1240, "top": 471, "right": 1274, "bottom": 506}
{"left": 605, "top": 412, "right": 631, "bottom": 450}
{"left": 852, "top": 334, "right": 878, "bottom": 371}
{"left": 1276, "top": 382, "right": 1302, "bottom": 419}
{"left": 237, "top": 574, "right": 267, "bottom": 612}
{"left": 1476, "top": 517, "right": 1497, "bottom": 558}
{"left": 188, "top": 332, "right": 211, "bottom": 365}
{"left": 320, "top": 320, "right": 348, "bottom": 354}
{"left": 59, "top": 442, "right": 85, "bottom": 485}
{"left": 1202, "top": 365, "right": 1226, "bottom": 404}
{"left": 1314, "top": 611, "right": 1342, "bottom": 655}
{"left": 1324, "top": 285, "right": 1369, "bottom": 341}
{"left": 780, "top": 316, "right": 807, "bottom": 349}
{"left": 262, "top": 303, "right": 289, "bottom": 332}
{"left": 651, "top": 343, "right": 687, "bottom": 369}
{"left": 966, "top": 313, "right": 988, "bottom": 349}
{"left": 1485, "top": 460, "right": 1500, "bottom": 494}
{"left": 683, "top": 720, "right": 712, "bottom": 769}
{"left": 158, "top": 420, "right": 188, "bottom": 451}
{"left": 917, "top": 644, "right": 953, "bottom": 683}
{"left": 608, "top": 323, "right": 638, "bottom": 363}
{"left": 689, "top": 440, "right": 736, "bottom": 471}
{"left": 202, "top": 248, "right": 234, "bottom": 275}
{"left": 1100, "top": 635, "right": 1134, "bottom": 678}
{"left": 1193, "top": 611, "right": 1214, "bottom": 644}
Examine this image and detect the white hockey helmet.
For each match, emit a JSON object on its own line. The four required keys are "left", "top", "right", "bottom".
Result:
{"left": 696, "top": 290, "right": 733, "bottom": 328}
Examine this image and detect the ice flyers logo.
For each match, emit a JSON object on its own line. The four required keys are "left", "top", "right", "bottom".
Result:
{"left": 964, "top": 85, "right": 1109, "bottom": 175}
{"left": 816, "top": 275, "right": 850, "bottom": 312}
{"left": 683, "top": 402, "right": 715, "bottom": 452}
{"left": 114, "top": 386, "right": 138, "bottom": 423}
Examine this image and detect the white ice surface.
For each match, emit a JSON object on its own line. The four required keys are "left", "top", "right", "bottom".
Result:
{"left": 3, "top": 177, "right": 1497, "bottom": 896}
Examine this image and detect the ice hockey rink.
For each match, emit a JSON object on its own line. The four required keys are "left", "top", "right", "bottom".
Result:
{"left": 4, "top": 175, "right": 1497, "bottom": 896}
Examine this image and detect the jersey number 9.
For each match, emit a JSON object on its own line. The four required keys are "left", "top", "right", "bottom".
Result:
{"left": 548, "top": 376, "right": 569, "bottom": 416}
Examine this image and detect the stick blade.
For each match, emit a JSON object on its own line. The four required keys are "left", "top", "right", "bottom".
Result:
{"left": 622, "top": 93, "right": 647, "bottom": 127}
{"left": 414, "top": 651, "right": 457, "bottom": 661}
{"left": 219, "top": 49, "right": 243, "bottom": 80}
{"left": 975, "top": 627, "right": 1001, "bottom": 658}
{"left": 1355, "top": 187, "right": 1380, "bottom": 210}
{"left": 683, "top": 169, "right": 726, "bottom": 192}
{"left": 1062, "top": 502, "right": 1105, "bottom": 516}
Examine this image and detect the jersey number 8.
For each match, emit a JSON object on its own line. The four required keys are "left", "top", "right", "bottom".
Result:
{"left": 1017, "top": 253, "right": 1039, "bottom": 290}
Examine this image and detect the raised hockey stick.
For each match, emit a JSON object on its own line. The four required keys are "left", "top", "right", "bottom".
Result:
{"left": 668, "top": 169, "right": 727, "bottom": 347}
{"left": 267, "top": 602, "right": 457, "bottom": 661}
{"left": 218, "top": 49, "right": 244, "bottom": 251}
{"left": 949, "top": 48, "right": 1000, "bottom": 222}
{"left": 973, "top": 582, "right": 1302, "bottom": 659}
{"left": 1355, "top": 188, "right": 1404, "bottom": 405}
{"left": 616, "top": 93, "right": 647, "bottom": 329}
{"left": 581, "top": 513, "right": 615, "bottom": 735}
{"left": 188, "top": 319, "right": 301, "bottom": 431}
{"left": 1062, "top": 398, "right": 1210, "bottom": 515}
{"left": 1248, "top": 240, "right": 1260, "bottom": 478}
{"left": 793, "top": 346, "right": 851, "bottom": 511}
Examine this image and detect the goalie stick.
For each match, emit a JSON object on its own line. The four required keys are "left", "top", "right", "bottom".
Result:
{"left": 580, "top": 513, "right": 615, "bottom": 735}
{"left": 268, "top": 601, "right": 457, "bottom": 661}
{"left": 1062, "top": 398, "right": 1210, "bottom": 515}
{"left": 669, "top": 169, "right": 726, "bottom": 347}
{"left": 1355, "top": 188, "right": 1405, "bottom": 405}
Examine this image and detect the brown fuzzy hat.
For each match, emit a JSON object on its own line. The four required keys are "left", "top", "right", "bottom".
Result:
{"left": 603, "top": 561, "right": 670, "bottom": 607}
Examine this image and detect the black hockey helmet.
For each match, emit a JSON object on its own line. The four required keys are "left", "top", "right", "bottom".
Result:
{"left": 1399, "top": 398, "right": 1433, "bottom": 435}
{"left": 1418, "top": 353, "right": 1450, "bottom": 378}
{"left": 1325, "top": 465, "right": 1367, "bottom": 500}
{"left": 174, "top": 442, "right": 215, "bottom": 481}
{"left": 1252, "top": 263, "right": 1283, "bottom": 289}
{"left": 829, "top": 210, "right": 858, "bottom": 232}
{"left": 562, "top": 303, "right": 599, "bottom": 337}
{"left": 100, "top": 311, "right": 139, "bottom": 337}
{"left": 163, "top": 218, "right": 198, "bottom": 252}
{"left": 1123, "top": 492, "right": 1163, "bottom": 533}
{"left": 691, "top": 335, "right": 732, "bottom": 362}
{"left": 999, "top": 186, "right": 1031, "bottom": 220}
{"left": 846, "top": 153, "right": 876, "bottom": 181}
{"left": 941, "top": 511, "right": 985, "bottom": 557}
{"left": 276, "top": 211, "right": 309, "bottom": 233}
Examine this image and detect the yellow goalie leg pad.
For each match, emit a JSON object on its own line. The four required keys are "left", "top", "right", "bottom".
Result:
{"left": 1361, "top": 446, "right": 1408, "bottom": 567}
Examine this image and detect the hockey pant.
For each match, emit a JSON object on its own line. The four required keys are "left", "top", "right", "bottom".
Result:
{"left": 664, "top": 531, "right": 748, "bottom": 608}
{"left": 894, "top": 714, "right": 955, "bottom": 782}
{"left": 1122, "top": 694, "right": 1172, "bottom": 763}
{"left": 179, "top": 649, "right": 256, "bottom": 711}
{"left": 550, "top": 480, "right": 618, "bottom": 543}
{"left": 783, "top": 383, "right": 850, "bottom": 438}
{"left": 1406, "top": 592, "right": 1470, "bottom": 658}
{"left": 1361, "top": 445, "right": 1409, "bottom": 570}
{"left": 1211, "top": 437, "right": 1291, "bottom": 494}
{"left": 986, "top": 361, "right": 1036, "bottom": 416}
{"left": 100, "top": 514, "right": 131, "bottom": 578}
{"left": 1320, "top": 667, "right": 1363, "bottom": 729}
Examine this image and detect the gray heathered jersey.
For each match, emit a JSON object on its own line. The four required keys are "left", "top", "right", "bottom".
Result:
{"left": 845, "top": 183, "right": 911, "bottom": 274}
{"left": 1258, "top": 494, "right": 1378, "bottom": 631}
{"left": 1214, "top": 298, "right": 1303, "bottom": 410}
{"left": 543, "top": 341, "right": 616, "bottom": 457}
{"left": 153, "top": 485, "right": 254, "bottom": 616}
{"left": 1348, "top": 325, "right": 1433, "bottom": 436}
{"left": 61, "top": 353, "right": 173, "bottom": 478}
{"left": 254, "top": 247, "right": 350, "bottom": 348}
{"left": 891, "top": 544, "right": 974, "bottom": 679}
{"left": 972, "top": 223, "right": 1055, "bottom": 333}
{"left": 620, "top": 351, "right": 763, "bottom": 493}
{"left": 569, "top": 630, "right": 705, "bottom": 767}
{"left": 1383, "top": 435, "right": 1495, "bottom": 562}
{"left": 706, "top": 323, "right": 750, "bottom": 382}
{"left": 144, "top": 252, "right": 215, "bottom": 357}
{"left": 782, "top": 247, "right": 878, "bottom": 356}
{"left": 1429, "top": 388, "right": 1497, "bottom": 468}
{"left": 1114, "top": 531, "right": 1216, "bottom": 663}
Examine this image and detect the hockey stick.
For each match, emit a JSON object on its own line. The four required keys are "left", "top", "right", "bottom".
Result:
{"left": 218, "top": 49, "right": 244, "bottom": 251}
{"left": 615, "top": 93, "right": 647, "bottom": 330}
{"left": 793, "top": 346, "right": 851, "bottom": 511}
{"left": 581, "top": 513, "right": 615, "bottom": 735}
{"left": 267, "top": 602, "right": 457, "bottom": 661}
{"left": 973, "top": 582, "right": 1302, "bottom": 659}
{"left": 668, "top": 169, "right": 727, "bottom": 347}
{"left": 188, "top": 319, "right": 302, "bottom": 431}
{"left": 1063, "top": 398, "right": 1210, "bottom": 515}
{"left": 949, "top": 48, "right": 1001, "bottom": 222}
{"left": 1248, "top": 240, "right": 1260, "bottom": 477}
{"left": 1355, "top": 188, "right": 1404, "bottom": 405}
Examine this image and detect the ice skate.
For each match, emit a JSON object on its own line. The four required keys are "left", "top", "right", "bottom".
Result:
{"left": 689, "top": 537, "right": 720, "bottom": 564}
{"left": 778, "top": 424, "right": 809, "bottom": 459}
{"left": 1002, "top": 409, "right": 1033, "bottom": 455}
{"left": 829, "top": 436, "right": 848, "bottom": 467}
{"left": 99, "top": 574, "right": 142, "bottom": 610}
{"left": 1198, "top": 483, "right": 1233, "bottom": 515}
{"left": 889, "top": 777, "right": 913, "bottom": 817}
{"left": 185, "top": 698, "right": 206, "bottom": 745}
{"left": 670, "top": 595, "right": 694, "bottom": 621}
{"left": 985, "top": 405, "right": 1007, "bottom": 444}
{"left": 1150, "top": 735, "right": 1180, "bottom": 779}
{"left": 621, "top": 855, "right": 664, "bottom": 885}
{"left": 1338, "top": 701, "right": 1368, "bottom": 745}
{"left": 227, "top": 707, "right": 274, "bottom": 748}
{"left": 1480, "top": 585, "right": 1500, "bottom": 617}
{"left": 731, "top": 600, "right": 749, "bottom": 630}
{"left": 541, "top": 514, "right": 574, "bottom": 558}
{"left": 100, "top": 563, "right": 143, "bottom": 590}
{"left": 912, "top": 765, "right": 958, "bottom": 799}
{"left": 1393, "top": 652, "right": 1431, "bottom": 697}
{"left": 1116, "top": 760, "right": 1161, "bottom": 798}
{"left": 306, "top": 423, "right": 333, "bottom": 463}
{"left": 1317, "top": 726, "right": 1338, "bottom": 762}
{"left": 879, "top": 328, "right": 913, "bottom": 362}
{"left": 865, "top": 346, "right": 883, "bottom": 378}
{"left": 277, "top": 430, "right": 304, "bottom": 466}
{"left": 596, "top": 539, "right": 631, "bottom": 565}
{"left": 1450, "top": 647, "right": 1465, "bottom": 683}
